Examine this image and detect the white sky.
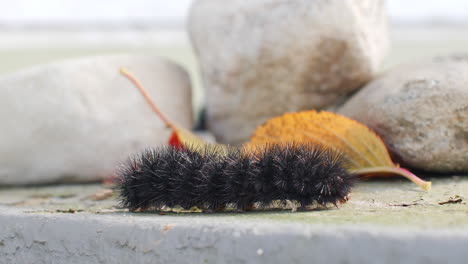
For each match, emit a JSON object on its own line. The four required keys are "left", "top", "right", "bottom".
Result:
{"left": 387, "top": 0, "right": 468, "bottom": 23}
{"left": 0, "top": 0, "right": 192, "bottom": 24}
{"left": 0, "top": 0, "right": 468, "bottom": 25}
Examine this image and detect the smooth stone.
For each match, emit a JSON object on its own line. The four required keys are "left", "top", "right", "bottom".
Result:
{"left": 189, "top": 0, "right": 389, "bottom": 144}
{"left": 0, "top": 55, "right": 193, "bottom": 185}
{"left": 339, "top": 55, "right": 468, "bottom": 173}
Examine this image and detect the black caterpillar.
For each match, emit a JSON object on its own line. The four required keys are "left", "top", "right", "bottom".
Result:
{"left": 116, "top": 143, "right": 356, "bottom": 212}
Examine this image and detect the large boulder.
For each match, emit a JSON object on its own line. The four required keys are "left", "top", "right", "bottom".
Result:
{"left": 339, "top": 55, "right": 468, "bottom": 173}
{"left": 0, "top": 55, "right": 193, "bottom": 185}
{"left": 189, "top": 0, "right": 389, "bottom": 144}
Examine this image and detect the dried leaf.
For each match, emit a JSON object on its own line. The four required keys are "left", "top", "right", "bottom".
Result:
{"left": 120, "top": 69, "right": 430, "bottom": 191}
{"left": 248, "top": 110, "right": 431, "bottom": 191}
{"left": 169, "top": 127, "right": 215, "bottom": 150}
{"left": 120, "top": 68, "right": 215, "bottom": 150}
{"left": 438, "top": 195, "right": 463, "bottom": 205}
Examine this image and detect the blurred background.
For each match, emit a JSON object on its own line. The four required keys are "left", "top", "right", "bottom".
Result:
{"left": 1, "top": 0, "right": 468, "bottom": 112}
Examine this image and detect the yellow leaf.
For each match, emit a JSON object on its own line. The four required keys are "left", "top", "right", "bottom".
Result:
{"left": 248, "top": 110, "right": 431, "bottom": 191}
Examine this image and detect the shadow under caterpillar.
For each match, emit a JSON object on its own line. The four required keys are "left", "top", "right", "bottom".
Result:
{"left": 116, "top": 143, "right": 356, "bottom": 213}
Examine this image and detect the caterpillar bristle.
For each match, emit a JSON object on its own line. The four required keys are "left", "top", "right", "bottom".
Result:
{"left": 116, "top": 143, "right": 356, "bottom": 212}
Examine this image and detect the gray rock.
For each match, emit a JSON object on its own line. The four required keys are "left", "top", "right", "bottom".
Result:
{"left": 0, "top": 55, "right": 193, "bottom": 185}
{"left": 339, "top": 55, "right": 468, "bottom": 173}
{"left": 189, "top": 0, "right": 389, "bottom": 144}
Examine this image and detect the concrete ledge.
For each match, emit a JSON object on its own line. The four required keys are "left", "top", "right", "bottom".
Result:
{"left": 1, "top": 206, "right": 467, "bottom": 264}
{"left": 1, "top": 178, "right": 467, "bottom": 263}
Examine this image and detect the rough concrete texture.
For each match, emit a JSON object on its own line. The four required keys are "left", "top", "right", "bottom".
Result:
{"left": 0, "top": 177, "right": 467, "bottom": 263}
{"left": 0, "top": 55, "right": 193, "bottom": 185}
{"left": 189, "top": 0, "right": 389, "bottom": 144}
{"left": 339, "top": 55, "right": 468, "bottom": 173}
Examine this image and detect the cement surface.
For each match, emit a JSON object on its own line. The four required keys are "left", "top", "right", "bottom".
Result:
{"left": 0, "top": 177, "right": 467, "bottom": 263}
